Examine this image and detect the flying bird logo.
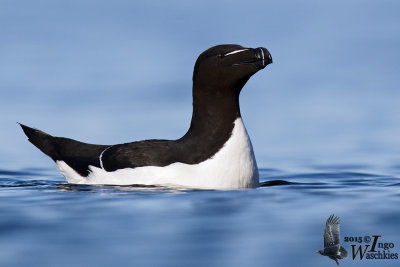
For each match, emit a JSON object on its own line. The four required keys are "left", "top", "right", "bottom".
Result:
{"left": 318, "top": 214, "right": 348, "bottom": 265}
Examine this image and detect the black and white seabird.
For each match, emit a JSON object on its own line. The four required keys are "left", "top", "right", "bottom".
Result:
{"left": 20, "top": 44, "right": 272, "bottom": 189}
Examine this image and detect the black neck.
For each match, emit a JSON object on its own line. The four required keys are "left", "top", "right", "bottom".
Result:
{"left": 175, "top": 82, "right": 244, "bottom": 163}
{"left": 187, "top": 75, "right": 250, "bottom": 136}
{"left": 191, "top": 85, "right": 240, "bottom": 131}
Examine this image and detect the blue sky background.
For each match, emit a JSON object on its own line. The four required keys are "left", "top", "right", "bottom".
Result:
{"left": 1, "top": 0, "right": 399, "bottom": 171}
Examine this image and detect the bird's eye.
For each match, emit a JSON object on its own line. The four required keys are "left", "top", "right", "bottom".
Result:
{"left": 216, "top": 54, "right": 223, "bottom": 59}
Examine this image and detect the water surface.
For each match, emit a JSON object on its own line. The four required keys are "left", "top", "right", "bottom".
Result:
{"left": 1, "top": 166, "right": 399, "bottom": 266}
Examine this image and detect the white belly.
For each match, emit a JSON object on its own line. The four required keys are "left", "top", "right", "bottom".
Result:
{"left": 56, "top": 118, "right": 259, "bottom": 189}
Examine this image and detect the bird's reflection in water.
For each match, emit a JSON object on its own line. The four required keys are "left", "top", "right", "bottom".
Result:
{"left": 56, "top": 183, "right": 189, "bottom": 194}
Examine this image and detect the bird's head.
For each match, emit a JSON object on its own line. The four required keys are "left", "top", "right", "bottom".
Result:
{"left": 192, "top": 44, "right": 272, "bottom": 94}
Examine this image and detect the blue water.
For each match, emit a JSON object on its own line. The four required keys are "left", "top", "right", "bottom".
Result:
{"left": 1, "top": 1, "right": 400, "bottom": 266}
{"left": 1, "top": 166, "right": 399, "bottom": 266}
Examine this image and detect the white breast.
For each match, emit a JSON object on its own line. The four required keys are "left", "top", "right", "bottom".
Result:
{"left": 56, "top": 118, "right": 259, "bottom": 189}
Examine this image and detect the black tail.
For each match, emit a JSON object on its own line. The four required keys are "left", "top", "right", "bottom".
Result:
{"left": 19, "top": 123, "right": 60, "bottom": 160}
{"left": 19, "top": 123, "right": 108, "bottom": 176}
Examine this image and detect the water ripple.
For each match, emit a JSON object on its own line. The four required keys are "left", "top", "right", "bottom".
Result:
{"left": 0, "top": 168, "right": 398, "bottom": 193}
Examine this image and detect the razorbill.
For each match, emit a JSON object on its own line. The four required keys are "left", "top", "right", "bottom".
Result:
{"left": 20, "top": 44, "right": 272, "bottom": 189}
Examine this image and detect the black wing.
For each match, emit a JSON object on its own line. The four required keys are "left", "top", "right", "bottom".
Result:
{"left": 20, "top": 124, "right": 108, "bottom": 176}
{"left": 101, "top": 139, "right": 181, "bottom": 171}
{"left": 323, "top": 214, "right": 342, "bottom": 248}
